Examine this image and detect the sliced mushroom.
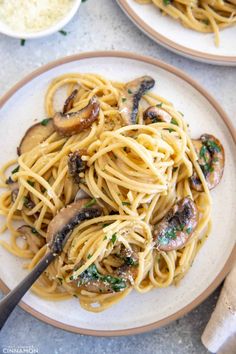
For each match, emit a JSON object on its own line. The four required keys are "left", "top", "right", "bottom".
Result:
{"left": 119, "top": 76, "right": 155, "bottom": 125}
{"left": 17, "top": 225, "right": 45, "bottom": 254}
{"left": 47, "top": 198, "right": 102, "bottom": 254}
{"left": 53, "top": 96, "right": 100, "bottom": 136}
{"left": 17, "top": 119, "right": 55, "bottom": 155}
{"left": 6, "top": 177, "right": 19, "bottom": 202}
{"left": 153, "top": 197, "right": 198, "bottom": 251}
{"left": 68, "top": 149, "right": 88, "bottom": 184}
{"left": 71, "top": 245, "right": 138, "bottom": 294}
{"left": 190, "top": 134, "right": 225, "bottom": 191}
{"left": 63, "top": 89, "right": 78, "bottom": 114}
{"left": 143, "top": 106, "right": 172, "bottom": 124}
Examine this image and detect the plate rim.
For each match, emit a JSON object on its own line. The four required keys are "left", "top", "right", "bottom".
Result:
{"left": 0, "top": 51, "right": 235, "bottom": 336}
{"left": 116, "top": 0, "right": 236, "bottom": 66}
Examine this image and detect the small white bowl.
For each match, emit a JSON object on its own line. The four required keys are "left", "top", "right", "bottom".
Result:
{"left": 0, "top": 0, "right": 81, "bottom": 39}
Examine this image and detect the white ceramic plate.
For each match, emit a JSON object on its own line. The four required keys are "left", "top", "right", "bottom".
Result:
{"left": 117, "top": 0, "right": 236, "bottom": 66}
{"left": 0, "top": 52, "right": 235, "bottom": 336}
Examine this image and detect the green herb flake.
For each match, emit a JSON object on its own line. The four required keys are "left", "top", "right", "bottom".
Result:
{"left": 202, "top": 19, "right": 210, "bottom": 25}
{"left": 163, "top": 0, "right": 171, "bottom": 5}
{"left": 59, "top": 30, "right": 68, "bottom": 36}
{"left": 103, "top": 235, "right": 108, "bottom": 240}
{"left": 171, "top": 118, "right": 178, "bottom": 126}
{"left": 12, "top": 166, "right": 20, "bottom": 174}
{"left": 127, "top": 89, "right": 132, "bottom": 94}
{"left": 199, "top": 145, "right": 208, "bottom": 161}
{"left": 102, "top": 223, "right": 110, "bottom": 228}
{"left": 122, "top": 97, "right": 127, "bottom": 102}
{"left": 27, "top": 180, "right": 35, "bottom": 187}
{"left": 122, "top": 202, "right": 131, "bottom": 206}
{"left": 173, "top": 167, "right": 178, "bottom": 172}
{"left": 156, "top": 103, "right": 163, "bottom": 107}
{"left": 206, "top": 140, "right": 221, "bottom": 153}
{"left": 87, "top": 254, "right": 92, "bottom": 259}
{"left": 111, "top": 233, "right": 117, "bottom": 244}
{"left": 84, "top": 198, "right": 97, "bottom": 208}
{"left": 20, "top": 39, "right": 26, "bottom": 46}
{"left": 40, "top": 118, "right": 50, "bottom": 126}
{"left": 23, "top": 196, "right": 29, "bottom": 207}
{"left": 73, "top": 294, "right": 78, "bottom": 298}
{"left": 186, "top": 227, "right": 192, "bottom": 234}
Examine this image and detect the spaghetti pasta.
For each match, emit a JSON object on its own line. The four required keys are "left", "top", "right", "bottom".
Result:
{"left": 0, "top": 72, "right": 224, "bottom": 312}
{"left": 135, "top": 0, "right": 236, "bottom": 46}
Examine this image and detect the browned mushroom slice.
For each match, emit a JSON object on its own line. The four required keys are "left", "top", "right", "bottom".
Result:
{"left": 53, "top": 96, "right": 100, "bottom": 136}
{"left": 68, "top": 149, "right": 88, "bottom": 184}
{"left": 6, "top": 177, "right": 19, "bottom": 202}
{"left": 190, "top": 134, "right": 225, "bottom": 191}
{"left": 63, "top": 89, "right": 78, "bottom": 114}
{"left": 17, "top": 118, "right": 55, "bottom": 155}
{"left": 143, "top": 106, "right": 172, "bottom": 124}
{"left": 71, "top": 246, "right": 138, "bottom": 294}
{"left": 17, "top": 225, "right": 45, "bottom": 254}
{"left": 153, "top": 197, "right": 198, "bottom": 251}
{"left": 47, "top": 198, "right": 102, "bottom": 254}
{"left": 119, "top": 76, "right": 155, "bottom": 125}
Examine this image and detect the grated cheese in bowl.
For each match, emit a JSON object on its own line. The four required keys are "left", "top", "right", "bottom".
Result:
{"left": 0, "top": 0, "right": 76, "bottom": 33}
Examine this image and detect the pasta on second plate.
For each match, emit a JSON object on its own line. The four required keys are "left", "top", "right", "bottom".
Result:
{"left": 135, "top": 0, "right": 236, "bottom": 46}
{"left": 0, "top": 73, "right": 224, "bottom": 312}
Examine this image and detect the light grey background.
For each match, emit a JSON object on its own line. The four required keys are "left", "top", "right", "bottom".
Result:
{"left": 0, "top": 1, "right": 235, "bottom": 353}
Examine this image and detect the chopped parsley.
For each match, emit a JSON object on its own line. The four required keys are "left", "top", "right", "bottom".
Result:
{"left": 103, "top": 235, "right": 108, "bottom": 240}
{"left": 205, "top": 140, "right": 221, "bottom": 153}
{"left": 84, "top": 198, "right": 97, "bottom": 208}
{"left": 186, "top": 227, "right": 192, "bottom": 234}
{"left": 77, "top": 264, "right": 127, "bottom": 292}
{"left": 201, "top": 163, "right": 214, "bottom": 175}
{"left": 31, "top": 227, "right": 38, "bottom": 234}
{"left": 173, "top": 167, "right": 178, "bottom": 172}
{"left": 171, "top": 118, "right": 178, "bottom": 126}
{"left": 122, "top": 202, "right": 131, "bottom": 206}
{"left": 122, "top": 97, "right": 127, "bottom": 102}
{"left": 23, "top": 196, "right": 30, "bottom": 207}
{"left": 40, "top": 118, "right": 50, "bottom": 126}
{"left": 20, "top": 39, "right": 26, "bottom": 46}
{"left": 111, "top": 233, "right": 117, "bottom": 244}
{"left": 159, "top": 223, "right": 187, "bottom": 245}
{"left": 87, "top": 254, "right": 92, "bottom": 259}
{"left": 59, "top": 30, "right": 68, "bottom": 36}
{"left": 199, "top": 145, "right": 208, "bottom": 161}
{"left": 156, "top": 103, "right": 163, "bottom": 107}
{"left": 163, "top": 0, "right": 171, "bottom": 5}
{"left": 102, "top": 223, "right": 111, "bottom": 228}
{"left": 202, "top": 19, "right": 210, "bottom": 25}
{"left": 127, "top": 89, "right": 132, "bottom": 94}
{"left": 27, "top": 180, "right": 35, "bottom": 187}
{"left": 11, "top": 166, "right": 20, "bottom": 174}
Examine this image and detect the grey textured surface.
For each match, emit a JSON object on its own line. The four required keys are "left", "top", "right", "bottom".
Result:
{"left": 0, "top": 0, "right": 235, "bottom": 353}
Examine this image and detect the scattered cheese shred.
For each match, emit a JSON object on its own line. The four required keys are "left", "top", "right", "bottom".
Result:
{"left": 0, "top": 0, "right": 75, "bottom": 33}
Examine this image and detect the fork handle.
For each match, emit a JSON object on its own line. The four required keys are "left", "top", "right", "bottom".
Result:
{"left": 0, "top": 251, "right": 55, "bottom": 330}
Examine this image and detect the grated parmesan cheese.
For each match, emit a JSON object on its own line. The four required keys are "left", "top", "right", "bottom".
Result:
{"left": 0, "top": 0, "right": 75, "bottom": 33}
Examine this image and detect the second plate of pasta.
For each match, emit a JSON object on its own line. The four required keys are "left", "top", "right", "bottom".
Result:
{"left": 117, "top": 0, "right": 236, "bottom": 65}
{"left": 0, "top": 52, "right": 235, "bottom": 335}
